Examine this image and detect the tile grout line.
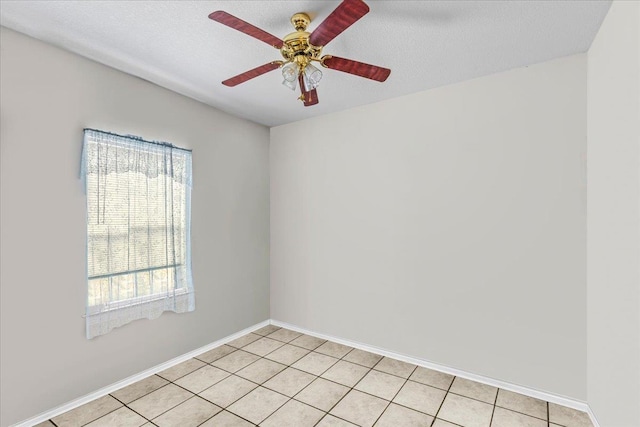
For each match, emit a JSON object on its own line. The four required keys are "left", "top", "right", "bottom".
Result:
{"left": 430, "top": 372, "right": 456, "bottom": 426}
{"left": 222, "top": 336, "right": 560, "bottom": 427}
{"left": 204, "top": 374, "right": 287, "bottom": 425}
{"left": 297, "top": 375, "right": 451, "bottom": 425}
{"left": 272, "top": 321, "right": 597, "bottom": 415}
{"left": 492, "top": 388, "right": 555, "bottom": 424}
{"left": 198, "top": 334, "right": 311, "bottom": 421}
{"left": 46, "top": 330, "right": 336, "bottom": 426}
{"left": 493, "top": 401, "right": 551, "bottom": 423}
{"left": 175, "top": 337, "right": 455, "bottom": 426}
{"left": 297, "top": 342, "right": 364, "bottom": 426}
{"left": 64, "top": 397, "right": 131, "bottom": 427}
{"left": 153, "top": 365, "right": 267, "bottom": 426}
{"left": 310, "top": 348, "right": 432, "bottom": 426}
{"left": 310, "top": 345, "right": 377, "bottom": 427}
{"left": 109, "top": 393, "right": 155, "bottom": 426}
{"left": 371, "top": 363, "right": 420, "bottom": 426}
{"left": 489, "top": 386, "right": 499, "bottom": 426}
{"left": 147, "top": 383, "right": 211, "bottom": 423}
{"left": 193, "top": 409, "right": 254, "bottom": 427}
{"left": 217, "top": 329, "right": 315, "bottom": 426}
{"left": 170, "top": 373, "right": 259, "bottom": 426}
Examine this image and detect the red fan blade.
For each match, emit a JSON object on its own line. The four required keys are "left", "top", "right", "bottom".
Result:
{"left": 309, "top": 0, "right": 369, "bottom": 47}
{"left": 209, "top": 11, "right": 284, "bottom": 49}
{"left": 222, "top": 62, "right": 282, "bottom": 87}
{"left": 322, "top": 56, "right": 390, "bottom": 82}
{"left": 298, "top": 74, "right": 319, "bottom": 106}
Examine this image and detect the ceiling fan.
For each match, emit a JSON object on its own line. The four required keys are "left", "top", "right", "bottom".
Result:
{"left": 209, "top": 0, "right": 390, "bottom": 107}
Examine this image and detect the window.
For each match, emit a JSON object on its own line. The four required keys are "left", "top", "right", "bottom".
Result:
{"left": 81, "top": 129, "right": 194, "bottom": 339}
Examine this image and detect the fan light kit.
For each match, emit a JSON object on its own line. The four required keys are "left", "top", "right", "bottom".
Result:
{"left": 209, "top": 0, "right": 390, "bottom": 106}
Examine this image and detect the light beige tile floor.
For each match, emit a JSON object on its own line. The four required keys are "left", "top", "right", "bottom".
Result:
{"left": 42, "top": 327, "right": 595, "bottom": 427}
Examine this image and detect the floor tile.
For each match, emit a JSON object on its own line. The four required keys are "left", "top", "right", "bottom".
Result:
{"left": 392, "top": 380, "right": 446, "bottom": 416}
{"left": 263, "top": 367, "right": 316, "bottom": 397}
{"left": 200, "top": 410, "right": 254, "bottom": 426}
{"left": 236, "top": 358, "right": 287, "bottom": 384}
{"left": 315, "top": 341, "right": 353, "bottom": 358}
{"left": 111, "top": 375, "right": 169, "bottom": 404}
{"left": 374, "top": 357, "right": 417, "bottom": 378}
{"left": 432, "top": 419, "right": 459, "bottom": 427}
{"left": 320, "top": 360, "right": 370, "bottom": 387}
{"left": 128, "top": 384, "right": 193, "bottom": 420}
{"left": 242, "top": 337, "right": 285, "bottom": 357}
{"left": 374, "top": 403, "right": 434, "bottom": 426}
{"left": 449, "top": 377, "right": 498, "bottom": 404}
{"left": 227, "top": 333, "right": 262, "bottom": 349}
{"left": 292, "top": 351, "right": 339, "bottom": 376}
{"left": 409, "top": 367, "right": 454, "bottom": 391}
{"left": 495, "top": 389, "right": 547, "bottom": 420}
{"left": 438, "top": 393, "right": 494, "bottom": 427}
{"left": 153, "top": 396, "right": 221, "bottom": 427}
{"left": 266, "top": 328, "right": 303, "bottom": 343}
{"left": 548, "top": 403, "right": 594, "bottom": 427}
{"left": 491, "top": 407, "right": 546, "bottom": 427}
{"left": 265, "top": 343, "right": 310, "bottom": 365}
{"left": 158, "top": 358, "right": 206, "bottom": 382}
{"left": 316, "top": 415, "right": 359, "bottom": 426}
{"left": 289, "top": 334, "right": 327, "bottom": 350}
{"left": 355, "top": 369, "right": 406, "bottom": 400}
{"left": 84, "top": 407, "right": 146, "bottom": 427}
{"left": 343, "top": 349, "right": 383, "bottom": 368}
{"left": 254, "top": 325, "right": 281, "bottom": 336}
{"left": 330, "top": 389, "right": 389, "bottom": 427}
{"left": 294, "top": 377, "right": 350, "bottom": 411}
{"left": 227, "top": 387, "right": 289, "bottom": 424}
{"left": 52, "top": 395, "right": 122, "bottom": 427}
{"left": 212, "top": 350, "right": 261, "bottom": 373}
{"left": 199, "top": 374, "right": 257, "bottom": 408}
{"left": 260, "top": 399, "right": 324, "bottom": 427}
{"left": 34, "top": 422, "right": 56, "bottom": 427}
{"left": 174, "top": 365, "right": 230, "bottom": 394}
{"left": 196, "top": 345, "right": 236, "bottom": 363}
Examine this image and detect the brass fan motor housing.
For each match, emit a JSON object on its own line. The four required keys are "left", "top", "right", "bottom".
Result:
{"left": 280, "top": 13, "right": 323, "bottom": 68}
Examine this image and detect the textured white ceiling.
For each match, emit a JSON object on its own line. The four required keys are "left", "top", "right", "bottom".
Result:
{"left": 1, "top": 0, "right": 611, "bottom": 127}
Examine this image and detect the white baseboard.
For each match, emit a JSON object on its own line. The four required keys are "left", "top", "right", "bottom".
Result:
{"left": 13, "top": 320, "right": 270, "bottom": 427}
{"left": 270, "top": 319, "right": 601, "bottom": 427}
{"left": 586, "top": 406, "right": 602, "bottom": 427}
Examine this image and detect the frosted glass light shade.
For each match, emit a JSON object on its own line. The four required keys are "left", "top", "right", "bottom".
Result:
{"left": 282, "top": 78, "right": 297, "bottom": 91}
{"left": 303, "top": 63, "right": 322, "bottom": 91}
{"left": 282, "top": 62, "right": 298, "bottom": 82}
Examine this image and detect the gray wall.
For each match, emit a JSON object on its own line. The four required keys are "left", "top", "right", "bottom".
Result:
{"left": 271, "top": 54, "right": 588, "bottom": 400}
{"left": 0, "top": 27, "right": 270, "bottom": 427}
{"left": 587, "top": 1, "right": 640, "bottom": 426}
